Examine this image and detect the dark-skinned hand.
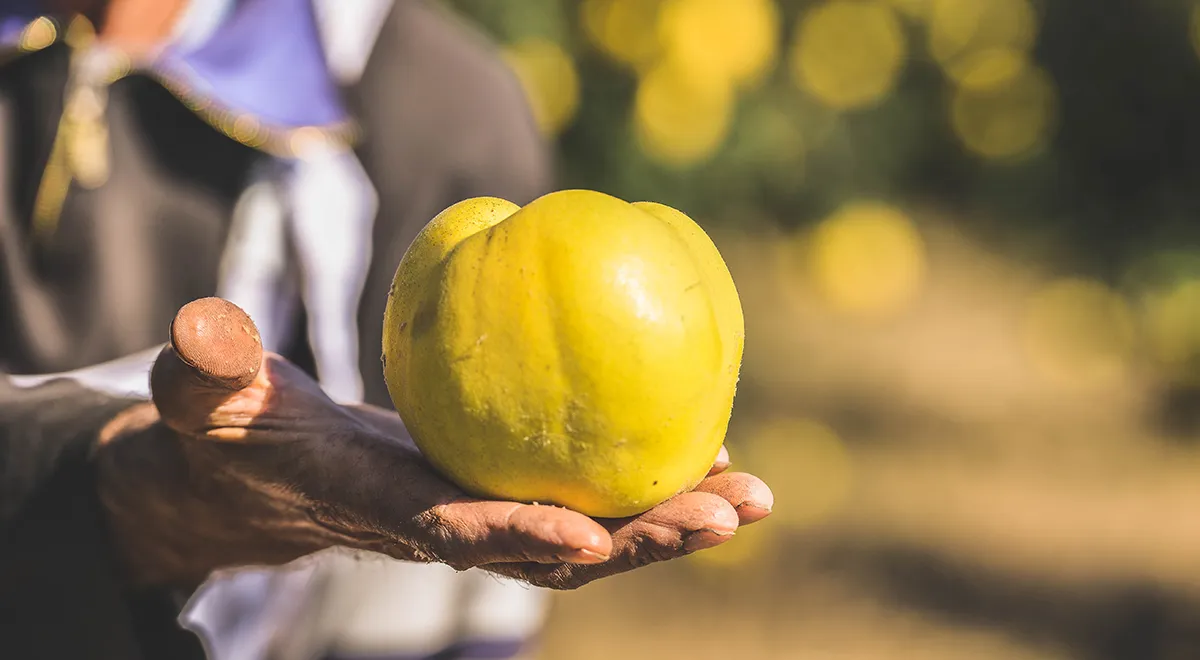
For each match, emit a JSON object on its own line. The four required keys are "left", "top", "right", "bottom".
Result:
{"left": 96, "top": 298, "right": 773, "bottom": 590}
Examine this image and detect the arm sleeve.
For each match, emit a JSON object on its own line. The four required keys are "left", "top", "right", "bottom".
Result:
{"left": 0, "top": 346, "right": 159, "bottom": 522}
{"left": 0, "top": 347, "right": 208, "bottom": 660}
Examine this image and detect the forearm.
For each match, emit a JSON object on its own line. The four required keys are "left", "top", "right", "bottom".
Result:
{"left": 0, "top": 347, "right": 306, "bottom": 589}
{"left": 0, "top": 372, "right": 146, "bottom": 522}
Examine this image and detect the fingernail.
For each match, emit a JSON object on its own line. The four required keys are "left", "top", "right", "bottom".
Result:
{"left": 683, "top": 528, "right": 735, "bottom": 553}
{"left": 708, "top": 447, "right": 731, "bottom": 474}
{"left": 738, "top": 501, "right": 772, "bottom": 514}
{"left": 735, "top": 501, "right": 772, "bottom": 524}
{"left": 562, "top": 547, "right": 609, "bottom": 564}
{"left": 706, "top": 465, "right": 730, "bottom": 478}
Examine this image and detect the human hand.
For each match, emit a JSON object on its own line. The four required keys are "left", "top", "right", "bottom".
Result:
{"left": 96, "top": 298, "right": 772, "bottom": 590}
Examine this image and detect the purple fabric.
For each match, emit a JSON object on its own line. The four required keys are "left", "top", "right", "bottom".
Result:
{"left": 153, "top": 0, "right": 349, "bottom": 129}
{"left": 0, "top": 0, "right": 350, "bottom": 131}
{"left": 0, "top": 0, "right": 43, "bottom": 43}
{"left": 0, "top": 17, "right": 30, "bottom": 43}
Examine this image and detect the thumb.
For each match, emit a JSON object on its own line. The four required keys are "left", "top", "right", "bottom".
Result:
{"left": 150, "top": 297, "right": 264, "bottom": 438}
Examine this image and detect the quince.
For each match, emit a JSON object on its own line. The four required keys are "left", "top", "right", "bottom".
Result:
{"left": 382, "top": 190, "right": 743, "bottom": 518}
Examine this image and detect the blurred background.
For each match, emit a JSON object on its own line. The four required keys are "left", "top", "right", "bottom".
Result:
{"left": 443, "top": 0, "right": 1200, "bottom": 658}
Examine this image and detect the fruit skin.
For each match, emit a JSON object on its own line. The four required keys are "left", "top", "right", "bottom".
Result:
{"left": 382, "top": 190, "right": 744, "bottom": 518}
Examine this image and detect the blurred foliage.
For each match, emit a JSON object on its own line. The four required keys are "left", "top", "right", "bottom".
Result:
{"left": 447, "top": 0, "right": 1200, "bottom": 394}
{"left": 442, "top": 2, "right": 1200, "bottom": 657}
{"left": 449, "top": 0, "right": 1200, "bottom": 277}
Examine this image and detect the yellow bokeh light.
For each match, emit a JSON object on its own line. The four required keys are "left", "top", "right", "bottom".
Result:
{"left": 790, "top": 0, "right": 907, "bottom": 111}
{"left": 288, "top": 126, "right": 328, "bottom": 157}
{"left": 634, "top": 61, "right": 733, "bottom": 167}
{"left": 502, "top": 39, "right": 581, "bottom": 137}
{"left": 19, "top": 17, "right": 57, "bottom": 52}
{"left": 217, "top": 114, "right": 239, "bottom": 143}
{"left": 808, "top": 201, "right": 926, "bottom": 318}
{"left": 231, "top": 114, "right": 266, "bottom": 148}
{"left": 104, "top": 53, "right": 133, "bottom": 85}
{"left": 950, "top": 63, "right": 1056, "bottom": 160}
{"left": 951, "top": 47, "right": 1029, "bottom": 92}
{"left": 63, "top": 15, "right": 95, "bottom": 50}
{"left": 928, "top": 0, "right": 1038, "bottom": 73}
{"left": 1021, "top": 278, "right": 1135, "bottom": 388}
{"left": 581, "top": 0, "right": 664, "bottom": 71}
{"left": 658, "top": 0, "right": 780, "bottom": 90}
{"left": 63, "top": 87, "right": 109, "bottom": 190}
{"left": 181, "top": 94, "right": 207, "bottom": 112}
{"left": 742, "top": 418, "right": 854, "bottom": 530}
{"left": 1144, "top": 279, "right": 1200, "bottom": 385}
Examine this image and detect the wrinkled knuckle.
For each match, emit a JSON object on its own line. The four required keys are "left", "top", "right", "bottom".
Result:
{"left": 541, "top": 566, "right": 586, "bottom": 591}
{"left": 619, "top": 551, "right": 671, "bottom": 570}
{"left": 410, "top": 507, "right": 446, "bottom": 539}
{"left": 633, "top": 528, "right": 686, "bottom": 566}
{"left": 375, "top": 538, "right": 435, "bottom": 564}
{"left": 516, "top": 564, "right": 579, "bottom": 591}
{"left": 411, "top": 506, "right": 467, "bottom": 566}
{"left": 629, "top": 550, "right": 657, "bottom": 569}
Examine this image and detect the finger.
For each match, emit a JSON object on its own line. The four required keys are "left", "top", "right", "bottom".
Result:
{"left": 482, "top": 491, "right": 738, "bottom": 589}
{"left": 276, "top": 428, "right": 613, "bottom": 569}
{"left": 150, "top": 297, "right": 264, "bottom": 437}
{"left": 151, "top": 297, "right": 350, "bottom": 442}
{"left": 707, "top": 445, "right": 731, "bottom": 477}
{"left": 169, "top": 297, "right": 263, "bottom": 391}
{"left": 692, "top": 471, "right": 773, "bottom": 525}
{"left": 609, "top": 489, "right": 739, "bottom": 554}
{"left": 413, "top": 500, "right": 613, "bottom": 569}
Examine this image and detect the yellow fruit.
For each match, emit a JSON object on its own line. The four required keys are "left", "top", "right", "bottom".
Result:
{"left": 382, "top": 190, "right": 744, "bottom": 518}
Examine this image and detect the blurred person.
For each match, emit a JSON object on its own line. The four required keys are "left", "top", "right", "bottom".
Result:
{"left": 0, "top": 1, "right": 773, "bottom": 659}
